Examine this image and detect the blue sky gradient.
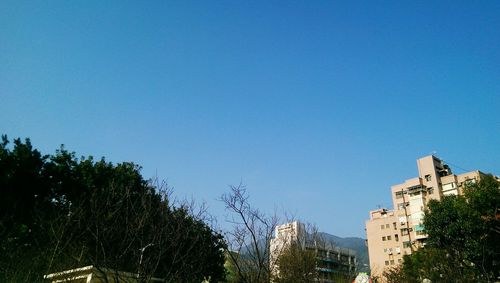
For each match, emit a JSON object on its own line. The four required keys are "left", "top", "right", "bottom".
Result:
{"left": 1, "top": 1, "right": 499, "bottom": 237}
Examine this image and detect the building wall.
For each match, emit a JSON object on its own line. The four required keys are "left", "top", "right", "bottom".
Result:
{"left": 365, "top": 209, "right": 405, "bottom": 279}
{"left": 366, "top": 155, "right": 483, "bottom": 281}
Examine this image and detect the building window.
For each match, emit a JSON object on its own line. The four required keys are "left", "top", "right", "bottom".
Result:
{"left": 399, "top": 216, "right": 406, "bottom": 225}
{"left": 465, "top": 178, "right": 476, "bottom": 186}
{"left": 386, "top": 224, "right": 390, "bottom": 229}
{"left": 428, "top": 187, "right": 434, "bottom": 194}
{"left": 396, "top": 246, "right": 401, "bottom": 254}
{"left": 385, "top": 261, "right": 389, "bottom": 266}
{"left": 381, "top": 225, "right": 385, "bottom": 230}
{"left": 398, "top": 202, "right": 409, "bottom": 210}
{"left": 393, "top": 222, "right": 397, "bottom": 230}
{"left": 387, "top": 235, "right": 392, "bottom": 240}
{"left": 425, "top": 174, "right": 431, "bottom": 181}
{"left": 382, "top": 236, "right": 386, "bottom": 241}
{"left": 403, "top": 241, "right": 411, "bottom": 248}
{"left": 390, "top": 260, "right": 395, "bottom": 265}
{"left": 401, "top": 228, "right": 409, "bottom": 236}
{"left": 415, "top": 224, "right": 425, "bottom": 235}
{"left": 395, "top": 234, "right": 399, "bottom": 242}
{"left": 398, "top": 258, "right": 402, "bottom": 263}
{"left": 395, "top": 191, "right": 403, "bottom": 199}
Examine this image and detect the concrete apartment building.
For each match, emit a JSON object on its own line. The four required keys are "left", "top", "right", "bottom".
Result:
{"left": 270, "top": 221, "right": 356, "bottom": 282}
{"left": 365, "top": 155, "right": 483, "bottom": 281}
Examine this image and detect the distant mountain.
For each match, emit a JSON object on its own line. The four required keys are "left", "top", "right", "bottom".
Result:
{"left": 318, "top": 232, "right": 369, "bottom": 273}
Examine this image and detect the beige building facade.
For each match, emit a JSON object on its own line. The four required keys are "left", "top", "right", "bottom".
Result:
{"left": 365, "top": 155, "right": 483, "bottom": 281}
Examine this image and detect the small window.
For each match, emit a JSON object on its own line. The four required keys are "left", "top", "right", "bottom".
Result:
{"left": 390, "top": 260, "right": 395, "bottom": 265}
{"left": 386, "top": 224, "right": 390, "bottom": 228}
{"left": 403, "top": 241, "right": 411, "bottom": 248}
{"left": 425, "top": 174, "right": 431, "bottom": 181}
{"left": 381, "top": 225, "right": 385, "bottom": 230}
{"left": 395, "top": 234, "right": 399, "bottom": 241}
{"left": 387, "top": 235, "right": 392, "bottom": 240}
{"left": 382, "top": 236, "right": 386, "bottom": 241}
{"left": 385, "top": 261, "right": 390, "bottom": 266}
{"left": 395, "top": 191, "right": 403, "bottom": 199}
{"left": 428, "top": 187, "right": 434, "bottom": 194}
{"left": 465, "top": 178, "right": 476, "bottom": 186}
{"left": 399, "top": 216, "right": 406, "bottom": 225}
{"left": 393, "top": 222, "right": 397, "bottom": 230}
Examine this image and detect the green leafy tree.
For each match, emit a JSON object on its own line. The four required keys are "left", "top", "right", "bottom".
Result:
{"left": 0, "top": 136, "right": 50, "bottom": 281}
{"left": 424, "top": 174, "right": 500, "bottom": 281}
{"left": 0, "top": 135, "right": 226, "bottom": 282}
{"left": 272, "top": 242, "right": 318, "bottom": 283}
{"left": 383, "top": 247, "right": 473, "bottom": 283}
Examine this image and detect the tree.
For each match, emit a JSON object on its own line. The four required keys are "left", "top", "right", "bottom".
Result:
{"left": 272, "top": 242, "right": 317, "bottom": 283}
{"left": 0, "top": 136, "right": 51, "bottom": 281}
{"left": 0, "top": 135, "right": 226, "bottom": 282}
{"left": 424, "top": 174, "right": 500, "bottom": 281}
{"left": 383, "top": 248, "right": 468, "bottom": 283}
{"left": 382, "top": 265, "right": 407, "bottom": 283}
{"left": 220, "top": 183, "right": 281, "bottom": 283}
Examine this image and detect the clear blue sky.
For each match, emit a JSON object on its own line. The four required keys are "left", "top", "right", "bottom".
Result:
{"left": 1, "top": 1, "right": 499, "bottom": 237}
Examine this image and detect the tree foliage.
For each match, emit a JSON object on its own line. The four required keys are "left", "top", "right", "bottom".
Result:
{"left": 383, "top": 248, "right": 470, "bottom": 283}
{"left": 0, "top": 135, "right": 226, "bottom": 282}
{"left": 272, "top": 242, "right": 318, "bottom": 283}
{"left": 424, "top": 174, "right": 500, "bottom": 281}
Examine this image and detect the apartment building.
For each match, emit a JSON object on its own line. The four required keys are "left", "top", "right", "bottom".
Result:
{"left": 365, "top": 155, "right": 483, "bottom": 281}
{"left": 270, "top": 221, "right": 356, "bottom": 282}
